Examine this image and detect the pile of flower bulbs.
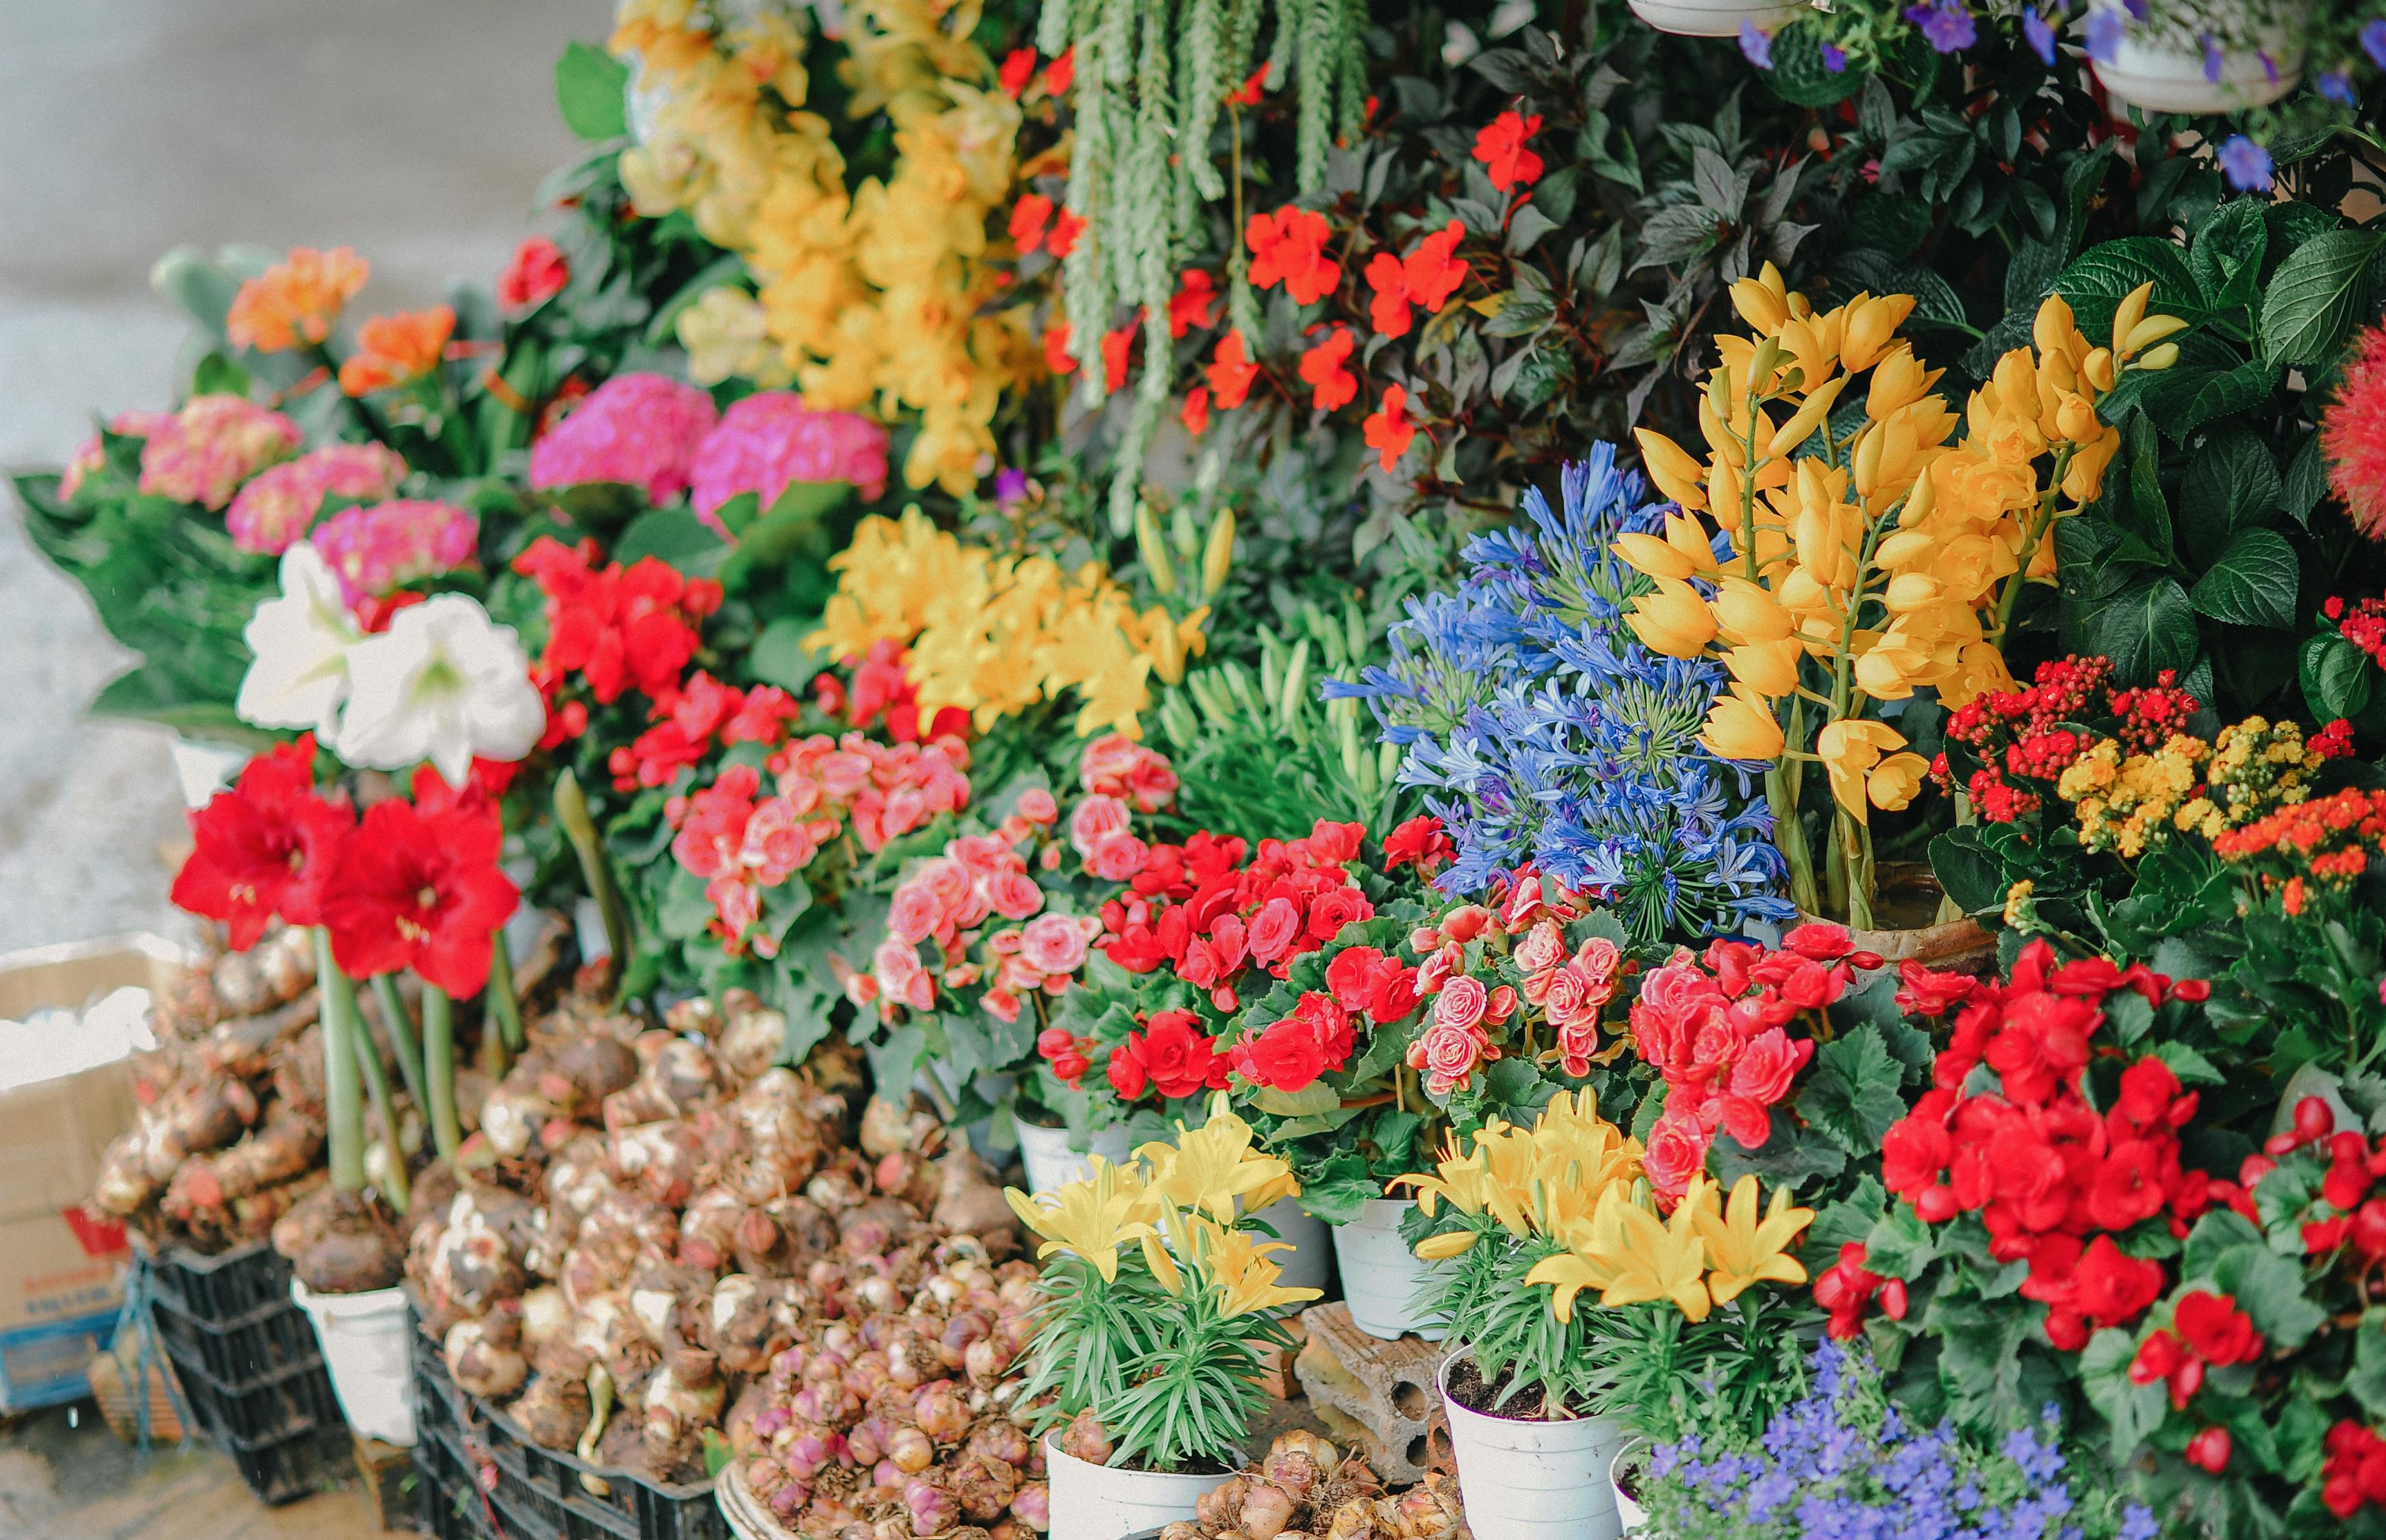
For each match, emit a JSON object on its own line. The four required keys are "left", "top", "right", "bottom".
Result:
{"left": 89, "top": 927, "right": 335, "bottom": 1252}
{"left": 1162, "top": 1432, "right": 1462, "bottom": 1540}
{"left": 408, "top": 984, "right": 1028, "bottom": 1495}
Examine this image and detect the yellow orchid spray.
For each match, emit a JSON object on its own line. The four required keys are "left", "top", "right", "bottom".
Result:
{"left": 1618, "top": 264, "right": 2183, "bottom": 927}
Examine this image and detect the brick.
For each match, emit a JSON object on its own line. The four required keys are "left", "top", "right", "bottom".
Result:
{"left": 1249, "top": 1311, "right": 1308, "bottom": 1400}
{"left": 1292, "top": 1302, "right": 1448, "bottom": 1485}
{"left": 352, "top": 1435, "right": 416, "bottom": 1530}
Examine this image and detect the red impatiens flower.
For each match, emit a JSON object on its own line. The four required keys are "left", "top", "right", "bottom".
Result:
{"left": 1226, "top": 65, "right": 1266, "bottom": 105}
{"left": 1363, "top": 384, "right": 1417, "bottom": 471}
{"left": 170, "top": 735, "right": 353, "bottom": 949}
{"left": 497, "top": 237, "right": 570, "bottom": 312}
{"left": 1045, "top": 207, "right": 1086, "bottom": 259}
{"left": 1298, "top": 327, "right": 1359, "bottom": 411}
{"left": 1206, "top": 330, "right": 1261, "bottom": 409}
{"left": 320, "top": 795, "right": 520, "bottom": 995}
{"left": 1473, "top": 110, "right": 1545, "bottom": 192}
{"left": 1041, "top": 49, "right": 1076, "bottom": 97}
{"left": 1009, "top": 193, "right": 1054, "bottom": 255}
{"left": 1365, "top": 254, "right": 1414, "bottom": 338}
{"left": 1246, "top": 207, "right": 1340, "bottom": 305}
{"left": 1403, "top": 222, "right": 1470, "bottom": 310}
{"left": 1101, "top": 324, "right": 1136, "bottom": 394}
{"left": 1181, "top": 387, "right": 1211, "bottom": 437}
{"left": 1169, "top": 270, "right": 1219, "bottom": 337}
{"left": 1043, "top": 322, "right": 1077, "bottom": 376}
{"left": 998, "top": 47, "right": 1038, "bottom": 98}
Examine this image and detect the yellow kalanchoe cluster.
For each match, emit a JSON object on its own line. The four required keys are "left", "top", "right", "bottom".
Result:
{"left": 2058, "top": 715, "right": 2336, "bottom": 858}
{"left": 1395, "top": 1091, "right": 1812, "bottom": 1324}
{"left": 1004, "top": 1101, "right": 1319, "bottom": 1318}
{"left": 1618, "top": 265, "right": 2183, "bottom": 923}
{"left": 811, "top": 510, "right": 1210, "bottom": 738}
{"left": 613, "top": 0, "right": 1035, "bottom": 493}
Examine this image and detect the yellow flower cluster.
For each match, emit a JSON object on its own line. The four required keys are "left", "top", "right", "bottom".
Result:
{"left": 612, "top": 0, "right": 1035, "bottom": 493}
{"left": 1395, "top": 1091, "right": 1811, "bottom": 1324}
{"left": 1623, "top": 268, "right": 2185, "bottom": 827}
{"left": 2058, "top": 716, "right": 2333, "bottom": 858}
{"left": 811, "top": 510, "right": 1210, "bottom": 738}
{"left": 1004, "top": 1101, "right": 1319, "bottom": 1319}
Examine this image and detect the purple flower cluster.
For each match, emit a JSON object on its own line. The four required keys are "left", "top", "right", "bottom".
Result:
{"left": 1643, "top": 1344, "right": 2157, "bottom": 1540}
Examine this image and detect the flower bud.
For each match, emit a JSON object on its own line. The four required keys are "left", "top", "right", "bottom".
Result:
{"left": 1202, "top": 507, "right": 1235, "bottom": 598}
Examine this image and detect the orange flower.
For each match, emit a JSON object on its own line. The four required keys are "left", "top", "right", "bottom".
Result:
{"left": 1227, "top": 66, "right": 1267, "bottom": 106}
{"left": 1403, "top": 221, "right": 1470, "bottom": 311}
{"left": 227, "top": 246, "right": 369, "bottom": 354}
{"left": 338, "top": 305, "right": 454, "bottom": 396}
{"left": 1182, "top": 387, "right": 1211, "bottom": 437}
{"left": 1041, "top": 49, "right": 1076, "bottom": 97}
{"left": 1246, "top": 207, "right": 1340, "bottom": 306}
{"left": 1043, "top": 322, "right": 1078, "bottom": 376}
{"left": 1169, "top": 270, "right": 1219, "bottom": 338}
{"left": 1364, "top": 385, "right": 1417, "bottom": 472}
{"left": 1047, "top": 208, "right": 1086, "bottom": 259}
{"left": 1207, "top": 331, "right": 1260, "bottom": 410}
{"left": 1000, "top": 48, "right": 1038, "bottom": 98}
{"left": 1010, "top": 194, "right": 1054, "bottom": 255}
{"left": 1365, "top": 253, "right": 1413, "bottom": 339}
{"left": 1473, "top": 111, "right": 1545, "bottom": 192}
{"left": 1101, "top": 324, "right": 1136, "bottom": 394}
{"left": 1299, "top": 327, "right": 1359, "bottom": 412}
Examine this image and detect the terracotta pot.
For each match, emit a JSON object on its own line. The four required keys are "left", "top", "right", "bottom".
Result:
{"left": 1803, "top": 862, "right": 1994, "bottom": 973}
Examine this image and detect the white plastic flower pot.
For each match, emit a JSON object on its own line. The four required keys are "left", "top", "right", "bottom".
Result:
{"left": 1626, "top": 0, "right": 1803, "bottom": 38}
{"left": 170, "top": 737, "right": 249, "bottom": 809}
{"left": 1044, "top": 1433, "right": 1234, "bottom": 1540}
{"left": 1330, "top": 1199, "right": 1447, "bottom": 1341}
{"left": 1611, "top": 1438, "right": 1651, "bottom": 1533}
{"left": 2087, "top": 1, "right": 2303, "bottom": 112}
{"left": 1437, "top": 1352, "right": 1630, "bottom": 1540}
{"left": 1250, "top": 1196, "right": 1334, "bottom": 1294}
{"left": 290, "top": 1279, "right": 416, "bottom": 1446}
{"left": 1015, "top": 1118, "right": 1133, "bottom": 1194}
{"left": 917, "top": 1064, "right": 1017, "bottom": 1162}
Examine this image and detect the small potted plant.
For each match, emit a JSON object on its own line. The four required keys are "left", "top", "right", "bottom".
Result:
{"left": 1401, "top": 1090, "right": 1816, "bottom": 1540}
{"left": 2086, "top": 0, "right": 2309, "bottom": 112}
{"left": 1007, "top": 1100, "right": 1322, "bottom": 1540}
{"left": 1629, "top": 0, "right": 1810, "bottom": 42}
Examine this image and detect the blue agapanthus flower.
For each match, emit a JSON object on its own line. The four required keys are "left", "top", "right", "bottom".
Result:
{"left": 1325, "top": 443, "right": 1792, "bottom": 941}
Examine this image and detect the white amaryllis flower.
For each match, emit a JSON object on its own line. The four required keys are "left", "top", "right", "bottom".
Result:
{"left": 237, "top": 545, "right": 359, "bottom": 736}
{"left": 331, "top": 595, "right": 544, "bottom": 787}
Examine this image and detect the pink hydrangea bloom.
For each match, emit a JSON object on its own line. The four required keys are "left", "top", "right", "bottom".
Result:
{"left": 310, "top": 498, "right": 479, "bottom": 606}
{"left": 227, "top": 443, "right": 409, "bottom": 554}
{"left": 689, "top": 392, "right": 890, "bottom": 529}
{"left": 58, "top": 410, "right": 175, "bottom": 498}
{"left": 137, "top": 396, "right": 301, "bottom": 509}
{"left": 527, "top": 372, "right": 718, "bottom": 504}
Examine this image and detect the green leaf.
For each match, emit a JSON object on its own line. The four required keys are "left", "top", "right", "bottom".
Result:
{"left": 2211, "top": 1244, "right": 2327, "bottom": 1351}
{"left": 190, "top": 352, "right": 253, "bottom": 399}
{"left": 1765, "top": 25, "right": 1866, "bottom": 107}
{"left": 2176, "top": 427, "right": 2279, "bottom": 554}
{"left": 750, "top": 617, "right": 827, "bottom": 694}
{"left": 1860, "top": 1203, "right": 1939, "bottom": 1280}
{"left": 1712, "top": 1114, "right": 1847, "bottom": 1194}
{"left": 1251, "top": 1083, "right": 1341, "bottom": 1118}
{"left": 1797, "top": 1026, "right": 1909, "bottom": 1155}
{"left": 2346, "top": 1313, "right": 2386, "bottom": 1419}
{"left": 2190, "top": 198, "right": 2268, "bottom": 315}
{"left": 556, "top": 40, "right": 631, "bottom": 142}
{"left": 2259, "top": 228, "right": 2381, "bottom": 369}
{"left": 2137, "top": 359, "right": 2282, "bottom": 441}
{"left": 2188, "top": 527, "right": 2298, "bottom": 629}
{"left": 2285, "top": 433, "right": 2327, "bottom": 526}
{"left": 718, "top": 480, "right": 850, "bottom": 591}
{"left": 2302, "top": 632, "right": 2376, "bottom": 721}
{"left": 2152, "top": 1041, "right": 2226, "bottom": 1086}
{"left": 613, "top": 507, "right": 729, "bottom": 576}
{"left": 2079, "top": 1327, "right": 2167, "bottom": 1463}
{"left": 2072, "top": 576, "right": 2198, "bottom": 685}
{"left": 2054, "top": 237, "right": 2205, "bottom": 343}
{"left": 1929, "top": 826, "right": 2007, "bottom": 915}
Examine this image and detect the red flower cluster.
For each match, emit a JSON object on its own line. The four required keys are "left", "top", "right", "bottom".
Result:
{"left": 1362, "top": 221, "right": 1469, "bottom": 339}
{"left": 1938, "top": 656, "right": 2122, "bottom": 822}
{"left": 1299, "top": 327, "right": 1360, "bottom": 412}
{"left": 1813, "top": 1242, "right": 1907, "bottom": 1339}
{"left": 2212, "top": 786, "right": 2386, "bottom": 915}
{"left": 322, "top": 766, "right": 520, "bottom": 996}
{"left": 496, "top": 237, "right": 569, "bottom": 311}
{"left": 1628, "top": 923, "right": 1869, "bottom": 1201}
{"left": 1169, "top": 270, "right": 1219, "bottom": 338}
{"left": 2128, "top": 1289, "right": 2263, "bottom": 1409}
{"left": 1206, "top": 331, "right": 1261, "bottom": 409}
{"left": 513, "top": 536, "right": 723, "bottom": 743}
{"left": 2277, "top": 1104, "right": 2386, "bottom": 1262}
{"left": 2325, "top": 1421, "right": 2386, "bottom": 1517}
{"left": 171, "top": 736, "right": 351, "bottom": 949}
{"left": 1879, "top": 940, "right": 2233, "bottom": 1350}
{"left": 1246, "top": 207, "right": 1340, "bottom": 306}
{"left": 1382, "top": 815, "right": 1455, "bottom": 875}
{"left": 2105, "top": 669, "right": 2202, "bottom": 753}
{"left": 1471, "top": 110, "right": 1545, "bottom": 192}
{"left": 1096, "top": 820, "right": 1375, "bottom": 1012}
{"left": 611, "top": 671, "right": 801, "bottom": 791}
{"left": 1230, "top": 990, "right": 1358, "bottom": 1094}
{"left": 1362, "top": 385, "right": 1417, "bottom": 472}
{"left": 1104, "top": 1010, "right": 1231, "bottom": 1102}
{"left": 2326, "top": 595, "right": 2386, "bottom": 669}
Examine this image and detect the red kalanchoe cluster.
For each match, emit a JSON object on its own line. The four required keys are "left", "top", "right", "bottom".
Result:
{"left": 2213, "top": 786, "right": 2386, "bottom": 915}
{"left": 611, "top": 671, "right": 802, "bottom": 791}
{"left": 512, "top": 536, "right": 723, "bottom": 743}
{"left": 321, "top": 766, "right": 520, "bottom": 995}
{"left": 2324, "top": 1420, "right": 2386, "bottom": 1516}
{"left": 2127, "top": 1289, "right": 2263, "bottom": 1409}
{"left": 1936, "top": 655, "right": 2169, "bottom": 824}
{"left": 2105, "top": 669, "right": 2202, "bottom": 753}
{"left": 170, "top": 735, "right": 353, "bottom": 949}
{"left": 1812, "top": 1242, "right": 1907, "bottom": 1339}
{"left": 2321, "top": 320, "right": 2386, "bottom": 542}
{"left": 1230, "top": 991, "right": 1358, "bottom": 1094}
{"left": 1628, "top": 923, "right": 1871, "bottom": 1202}
{"left": 813, "top": 639, "right": 972, "bottom": 745}
{"left": 1096, "top": 821, "right": 1375, "bottom": 1012}
{"left": 1877, "top": 941, "right": 2234, "bottom": 1349}
{"left": 1104, "top": 1010, "right": 1231, "bottom": 1103}
{"left": 2328, "top": 595, "right": 2386, "bottom": 669}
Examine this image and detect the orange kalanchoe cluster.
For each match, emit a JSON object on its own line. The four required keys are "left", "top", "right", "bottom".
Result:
{"left": 2213, "top": 787, "right": 2386, "bottom": 916}
{"left": 226, "top": 246, "right": 370, "bottom": 353}
{"left": 338, "top": 306, "right": 456, "bottom": 396}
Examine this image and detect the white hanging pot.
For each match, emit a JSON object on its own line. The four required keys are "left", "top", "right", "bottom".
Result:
{"left": 1330, "top": 1198, "right": 1448, "bottom": 1341}
{"left": 1248, "top": 1196, "right": 1334, "bottom": 1294}
{"left": 1437, "top": 1351, "right": 1630, "bottom": 1540}
{"left": 1611, "top": 1437, "right": 1651, "bottom": 1533}
{"left": 2087, "top": 1, "right": 2304, "bottom": 112}
{"left": 290, "top": 1279, "right": 416, "bottom": 1446}
{"left": 1627, "top": 0, "right": 1803, "bottom": 38}
{"left": 1044, "top": 1433, "right": 1236, "bottom": 1540}
{"left": 169, "top": 737, "right": 249, "bottom": 809}
{"left": 1015, "top": 1118, "right": 1132, "bottom": 1194}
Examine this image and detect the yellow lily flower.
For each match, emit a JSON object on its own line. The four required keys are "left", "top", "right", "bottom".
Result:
{"left": 1563, "top": 1185, "right": 1714, "bottom": 1322}
{"left": 1137, "top": 1096, "right": 1299, "bottom": 1223}
{"left": 1690, "top": 1175, "right": 1814, "bottom": 1305}
{"left": 1207, "top": 1223, "right": 1324, "bottom": 1319}
{"left": 1004, "top": 1157, "right": 1155, "bottom": 1283}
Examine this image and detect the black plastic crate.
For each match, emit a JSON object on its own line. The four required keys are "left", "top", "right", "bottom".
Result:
{"left": 411, "top": 1315, "right": 728, "bottom": 1540}
{"left": 175, "top": 1349, "right": 343, "bottom": 1448}
{"left": 151, "top": 1294, "right": 325, "bottom": 1387}
{"left": 139, "top": 1237, "right": 295, "bottom": 1323}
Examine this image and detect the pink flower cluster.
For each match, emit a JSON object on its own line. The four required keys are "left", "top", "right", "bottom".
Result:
{"left": 58, "top": 410, "right": 174, "bottom": 498}
{"left": 1512, "top": 919, "right": 1623, "bottom": 1077}
{"left": 529, "top": 372, "right": 719, "bottom": 505}
{"left": 227, "top": 443, "right": 409, "bottom": 554}
{"left": 1630, "top": 923, "right": 1875, "bottom": 1203}
{"left": 1406, "top": 906, "right": 1516, "bottom": 1096}
{"left": 139, "top": 396, "right": 303, "bottom": 509}
{"left": 309, "top": 498, "right": 479, "bottom": 605}
{"left": 689, "top": 392, "right": 890, "bottom": 527}
{"left": 667, "top": 732, "right": 971, "bottom": 958}
{"left": 1078, "top": 732, "right": 1179, "bottom": 812}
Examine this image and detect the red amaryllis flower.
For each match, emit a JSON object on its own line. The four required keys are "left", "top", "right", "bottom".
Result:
{"left": 170, "top": 735, "right": 352, "bottom": 948}
{"left": 2323, "top": 322, "right": 2386, "bottom": 541}
{"left": 321, "top": 797, "right": 519, "bottom": 994}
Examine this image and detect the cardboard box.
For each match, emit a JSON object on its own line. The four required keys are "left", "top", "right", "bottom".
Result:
{"left": 0, "top": 933, "right": 187, "bottom": 1409}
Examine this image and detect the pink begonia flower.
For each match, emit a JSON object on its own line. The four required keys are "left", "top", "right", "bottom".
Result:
{"left": 310, "top": 499, "right": 479, "bottom": 606}
{"left": 527, "top": 372, "right": 718, "bottom": 504}
{"left": 138, "top": 396, "right": 302, "bottom": 509}
{"left": 227, "top": 444, "right": 409, "bottom": 554}
{"left": 58, "top": 410, "right": 176, "bottom": 498}
{"left": 688, "top": 391, "right": 890, "bottom": 531}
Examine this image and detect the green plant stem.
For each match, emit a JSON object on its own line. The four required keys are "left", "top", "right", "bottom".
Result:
{"left": 368, "top": 973, "right": 429, "bottom": 1114}
{"left": 346, "top": 987, "right": 410, "bottom": 1215}
{"left": 485, "top": 936, "right": 526, "bottom": 1053}
{"left": 1989, "top": 442, "right": 2077, "bottom": 647}
{"left": 1765, "top": 763, "right": 1823, "bottom": 916}
{"left": 312, "top": 930, "right": 367, "bottom": 1193}
{"left": 555, "top": 769, "right": 630, "bottom": 984}
{"left": 420, "top": 981, "right": 461, "bottom": 1164}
